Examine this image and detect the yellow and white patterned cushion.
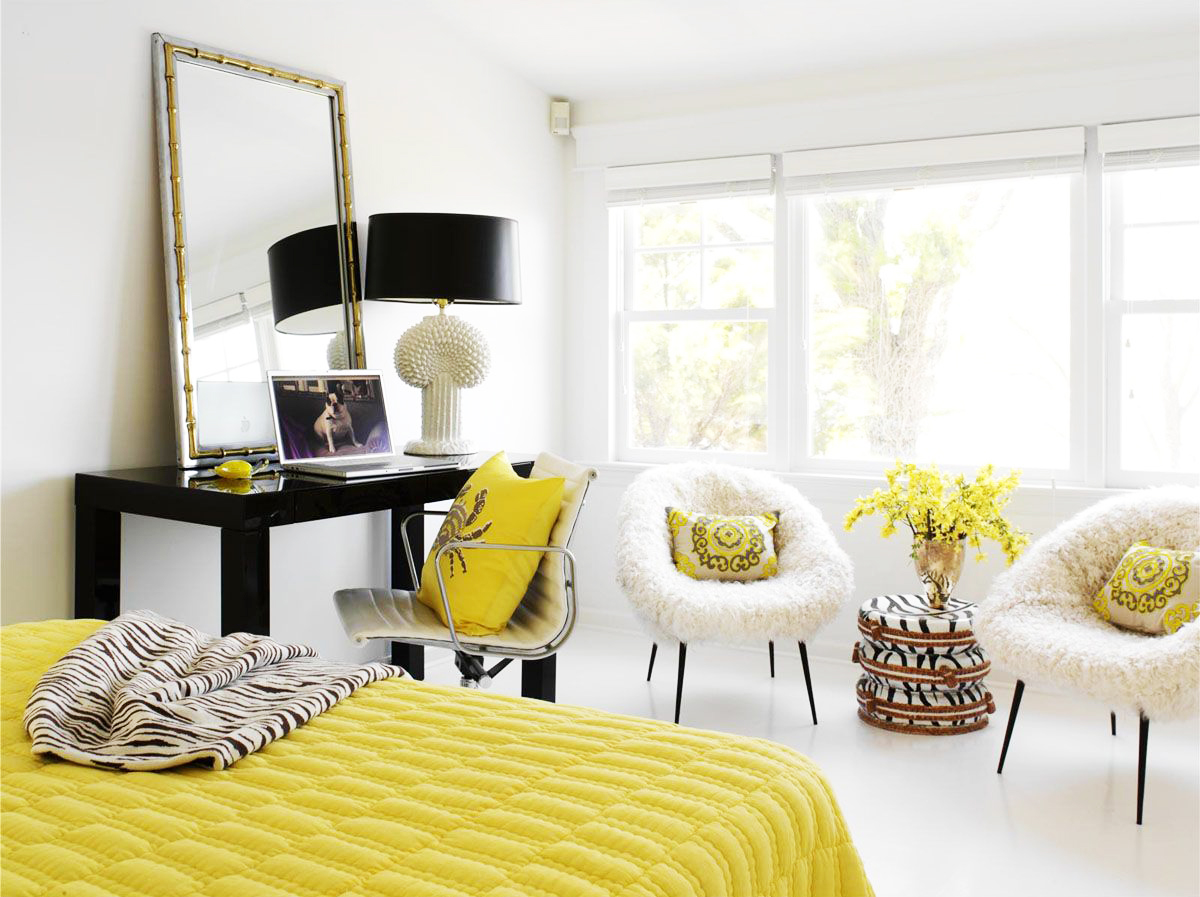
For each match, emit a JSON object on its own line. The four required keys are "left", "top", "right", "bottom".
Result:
{"left": 666, "top": 508, "right": 779, "bottom": 582}
{"left": 1093, "top": 542, "right": 1199, "bottom": 635}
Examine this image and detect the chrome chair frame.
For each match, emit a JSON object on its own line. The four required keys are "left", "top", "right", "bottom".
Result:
{"left": 335, "top": 455, "right": 595, "bottom": 699}
{"left": 395, "top": 509, "right": 580, "bottom": 660}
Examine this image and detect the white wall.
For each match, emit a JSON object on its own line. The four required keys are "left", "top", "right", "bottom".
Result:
{"left": 562, "top": 56, "right": 1200, "bottom": 669}
{"left": 0, "top": 0, "right": 567, "bottom": 658}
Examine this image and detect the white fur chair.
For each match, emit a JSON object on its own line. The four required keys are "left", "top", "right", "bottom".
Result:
{"left": 974, "top": 486, "right": 1200, "bottom": 824}
{"left": 616, "top": 462, "right": 853, "bottom": 724}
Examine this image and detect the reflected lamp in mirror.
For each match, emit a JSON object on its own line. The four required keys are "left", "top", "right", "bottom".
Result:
{"left": 364, "top": 213, "right": 521, "bottom": 456}
{"left": 268, "top": 224, "right": 360, "bottom": 369}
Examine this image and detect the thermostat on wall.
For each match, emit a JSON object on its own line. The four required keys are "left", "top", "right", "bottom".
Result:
{"left": 550, "top": 100, "right": 570, "bottom": 136}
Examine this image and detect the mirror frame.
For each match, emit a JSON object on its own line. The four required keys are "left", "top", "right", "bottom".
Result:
{"left": 151, "top": 33, "right": 365, "bottom": 467}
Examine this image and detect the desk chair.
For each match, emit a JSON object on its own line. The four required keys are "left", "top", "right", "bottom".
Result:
{"left": 335, "top": 452, "right": 596, "bottom": 701}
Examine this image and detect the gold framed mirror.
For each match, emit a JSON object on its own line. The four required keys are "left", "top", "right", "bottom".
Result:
{"left": 152, "top": 34, "right": 365, "bottom": 468}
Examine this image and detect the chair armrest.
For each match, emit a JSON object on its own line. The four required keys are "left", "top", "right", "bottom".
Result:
{"left": 397, "top": 509, "right": 451, "bottom": 594}
{"left": 431, "top": 541, "right": 578, "bottom": 655}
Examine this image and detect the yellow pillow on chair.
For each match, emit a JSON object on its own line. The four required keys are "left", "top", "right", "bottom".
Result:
{"left": 417, "top": 452, "right": 564, "bottom": 636}
{"left": 666, "top": 508, "right": 780, "bottom": 582}
{"left": 1093, "top": 542, "right": 1199, "bottom": 635}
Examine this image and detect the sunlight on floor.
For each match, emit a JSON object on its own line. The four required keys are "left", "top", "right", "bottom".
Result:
{"left": 415, "top": 626, "right": 1200, "bottom": 897}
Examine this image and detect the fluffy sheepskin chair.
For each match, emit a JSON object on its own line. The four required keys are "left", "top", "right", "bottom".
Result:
{"left": 974, "top": 485, "right": 1200, "bottom": 824}
{"left": 616, "top": 462, "right": 853, "bottom": 725}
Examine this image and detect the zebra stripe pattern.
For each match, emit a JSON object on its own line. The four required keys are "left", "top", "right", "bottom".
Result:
{"left": 853, "top": 593, "right": 995, "bottom": 733}
{"left": 856, "top": 593, "right": 979, "bottom": 649}
{"left": 23, "top": 610, "right": 402, "bottom": 771}
{"left": 854, "top": 639, "right": 991, "bottom": 691}
{"left": 856, "top": 676, "right": 996, "bottom": 725}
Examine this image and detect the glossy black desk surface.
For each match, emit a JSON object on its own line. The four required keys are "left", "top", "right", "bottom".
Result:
{"left": 74, "top": 453, "right": 536, "bottom": 649}
{"left": 76, "top": 453, "right": 535, "bottom": 531}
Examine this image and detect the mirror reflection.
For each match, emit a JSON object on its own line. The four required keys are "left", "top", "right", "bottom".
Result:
{"left": 175, "top": 59, "right": 344, "bottom": 447}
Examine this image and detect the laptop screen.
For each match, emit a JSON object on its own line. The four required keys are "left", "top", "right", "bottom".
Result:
{"left": 268, "top": 372, "right": 393, "bottom": 463}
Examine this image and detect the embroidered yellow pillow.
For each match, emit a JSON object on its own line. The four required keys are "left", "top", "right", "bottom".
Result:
{"left": 417, "top": 452, "right": 564, "bottom": 636}
{"left": 667, "top": 508, "right": 779, "bottom": 582}
{"left": 1093, "top": 542, "right": 1199, "bottom": 635}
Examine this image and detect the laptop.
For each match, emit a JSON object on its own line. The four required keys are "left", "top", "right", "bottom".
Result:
{"left": 266, "top": 370, "right": 461, "bottom": 479}
{"left": 195, "top": 380, "right": 276, "bottom": 448}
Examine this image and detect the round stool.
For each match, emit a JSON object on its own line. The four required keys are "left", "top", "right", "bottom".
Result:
{"left": 853, "top": 593, "right": 995, "bottom": 735}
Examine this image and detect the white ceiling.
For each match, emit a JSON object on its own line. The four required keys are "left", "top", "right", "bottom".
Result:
{"left": 418, "top": 0, "right": 1199, "bottom": 103}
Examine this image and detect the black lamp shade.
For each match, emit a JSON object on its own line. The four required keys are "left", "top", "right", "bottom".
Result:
{"left": 364, "top": 213, "right": 521, "bottom": 305}
{"left": 268, "top": 223, "right": 358, "bottom": 334}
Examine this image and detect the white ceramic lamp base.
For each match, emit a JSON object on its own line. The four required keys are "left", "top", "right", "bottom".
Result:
{"left": 327, "top": 331, "right": 350, "bottom": 370}
{"left": 394, "top": 309, "right": 489, "bottom": 457}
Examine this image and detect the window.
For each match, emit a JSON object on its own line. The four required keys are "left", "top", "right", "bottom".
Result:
{"left": 610, "top": 157, "right": 779, "bottom": 462}
{"left": 1103, "top": 122, "right": 1200, "bottom": 482}
{"left": 608, "top": 119, "right": 1200, "bottom": 487}
{"left": 191, "top": 282, "right": 330, "bottom": 381}
{"left": 191, "top": 287, "right": 271, "bottom": 382}
{"left": 794, "top": 172, "right": 1075, "bottom": 471}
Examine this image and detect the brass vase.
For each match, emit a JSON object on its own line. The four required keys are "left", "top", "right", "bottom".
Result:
{"left": 914, "top": 539, "right": 965, "bottom": 610}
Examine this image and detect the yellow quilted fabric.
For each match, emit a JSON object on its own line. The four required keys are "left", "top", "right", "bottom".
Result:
{"left": 2, "top": 620, "right": 872, "bottom": 897}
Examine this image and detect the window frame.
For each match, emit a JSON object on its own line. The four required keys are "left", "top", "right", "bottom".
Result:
{"left": 1103, "top": 160, "right": 1200, "bottom": 487}
{"left": 784, "top": 169, "right": 1086, "bottom": 483}
{"left": 613, "top": 190, "right": 786, "bottom": 468}
{"left": 607, "top": 121, "right": 1200, "bottom": 489}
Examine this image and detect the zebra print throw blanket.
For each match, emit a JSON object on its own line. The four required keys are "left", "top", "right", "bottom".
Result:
{"left": 23, "top": 610, "right": 402, "bottom": 771}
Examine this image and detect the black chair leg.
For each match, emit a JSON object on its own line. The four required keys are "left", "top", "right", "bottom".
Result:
{"left": 997, "top": 679, "right": 1025, "bottom": 774}
{"left": 1137, "top": 714, "right": 1150, "bottom": 825}
{"left": 798, "top": 641, "right": 818, "bottom": 725}
{"left": 455, "top": 652, "right": 487, "bottom": 685}
{"left": 674, "top": 643, "right": 687, "bottom": 724}
{"left": 769, "top": 641, "right": 775, "bottom": 678}
{"left": 1110, "top": 711, "right": 1116, "bottom": 736}
{"left": 646, "top": 643, "right": 658, "bottom": 682}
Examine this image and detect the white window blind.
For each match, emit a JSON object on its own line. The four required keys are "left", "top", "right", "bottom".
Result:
{"left": 782, "top": 128, "right": 1085, "bottom": 193}
{"left": 1099, "top": 118, "right": 1200, "bottom": 170}
{"left": 606, "top": 154, "right": 773, "bottom": 205}
{"left": 193, "top": 282, "right": 273, "bottom": 335}
{"left": 1098, "top": 117, "right": 1200, "bottom": 154}
{"left": 1098, "top": 117, "right": 1200, "bottom": 173}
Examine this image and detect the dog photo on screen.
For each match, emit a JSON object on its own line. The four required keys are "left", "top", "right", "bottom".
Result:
{"left": 271, "top": 376, "right": 392, "bottom": 459}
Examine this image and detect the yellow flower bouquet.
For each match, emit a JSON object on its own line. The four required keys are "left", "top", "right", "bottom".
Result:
{"left": 846, "top": 462, "right": 1030, "bottom": 607}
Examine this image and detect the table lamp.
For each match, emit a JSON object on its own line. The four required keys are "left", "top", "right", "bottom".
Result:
{"left": 364, "top": 212, "right": 521, "bottom": 456}
{"left": 268, "top": 223, "right": 359, "bottom": 369}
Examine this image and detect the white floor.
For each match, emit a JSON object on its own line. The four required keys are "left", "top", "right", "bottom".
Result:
{"left": 416, "top": 626, "right": 1200, "bottom": 897}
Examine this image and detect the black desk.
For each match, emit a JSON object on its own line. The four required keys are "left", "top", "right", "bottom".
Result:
{"left": 74, "top": 454, "right": 535, "bottom": 683}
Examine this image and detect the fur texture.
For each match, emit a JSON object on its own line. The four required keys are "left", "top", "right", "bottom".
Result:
{"left": 974, "top": 486, "right": 1200, "bottom": 720}
{"left": 616, "top": 463, "right": 854, "bottom": 645}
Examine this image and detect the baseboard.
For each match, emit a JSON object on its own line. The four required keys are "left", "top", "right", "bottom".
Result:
{"left": 377, "top": 644, "right": 456, "bottom": 671}
{"left": 577, "top": 607, "right": 643, "bottom": 634}
{"left": 383, "top": 619, "right": 1047, "bottom": 699}
{"left": 569, "top": 618, "right": 1041, "bottom": 695}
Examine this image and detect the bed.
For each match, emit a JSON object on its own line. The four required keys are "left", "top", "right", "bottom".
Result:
{"left": 1, "top": 619, "right": 872, "bottom": 897}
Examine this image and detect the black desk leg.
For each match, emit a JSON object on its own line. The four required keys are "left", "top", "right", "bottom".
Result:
{"left": 221, "top": 528, "right": 270, "bottom": 636}
{"left": 391, "top": 643, "right": 425, "bottom": 680}
{"left": 75, "top": 504, "right": 121, "bottom": 620}
{"left": 521, "top": 656, "right": 556, "bottom": 702}
{"left": 390, "top": 506, "right": 425, "bottom": 680}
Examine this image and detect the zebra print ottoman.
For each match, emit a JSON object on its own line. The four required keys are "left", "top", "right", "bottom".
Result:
{"left": 853, "top": 593, "right": 996, "bottom": 735}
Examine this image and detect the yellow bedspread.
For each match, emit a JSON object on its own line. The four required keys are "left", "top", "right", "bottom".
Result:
{"left": 2, "top": 620, "right": 872, "bottom": 897}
